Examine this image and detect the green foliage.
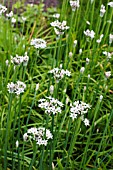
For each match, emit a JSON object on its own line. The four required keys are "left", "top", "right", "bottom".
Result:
{"left": 0, "top": 0, "right": 113, "bottom": 169}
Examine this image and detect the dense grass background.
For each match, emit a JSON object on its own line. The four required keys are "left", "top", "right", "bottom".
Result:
{"left": 0, "top": 0, "right": 113, "bottom": 169}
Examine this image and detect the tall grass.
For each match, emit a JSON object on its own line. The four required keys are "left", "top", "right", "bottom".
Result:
{"left": 0, "top": 0, "right": 113, "bottom": 169}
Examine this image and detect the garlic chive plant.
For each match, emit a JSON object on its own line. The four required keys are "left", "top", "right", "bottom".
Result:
{"left": 1, "top": 0, "right": 113, "bottom": 169}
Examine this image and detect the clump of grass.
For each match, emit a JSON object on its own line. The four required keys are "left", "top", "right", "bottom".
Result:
{"left": 0, "top": 0, "right": 113, "bottom": 169}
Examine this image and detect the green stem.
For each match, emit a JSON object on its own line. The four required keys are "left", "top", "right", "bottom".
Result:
{"left": 4, "top": 94, "right": 13, "bottom": 170}
{"left": 65, "top": 118, "right": 81, "bottom": 169}
{"left": 29, "top": 142, "right": 37, "bottom": 170}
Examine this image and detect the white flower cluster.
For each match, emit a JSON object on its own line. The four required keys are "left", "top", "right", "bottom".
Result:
{"left": 30, "top": 38, "right": 47, "bottom": 49}
{"left": 23, "top": 127, "right": 53, "bottom": 146}
{"left": 7, "top": 81, "right": 26, "bottom": 95}
{"left": 70, "top": 0, "right": 80, "bottom": 11}
{"left": 50, "top": 20, "right": 69, "bottom": 35}
{"left": 38, "top": 96, "right": 63, "bottom": 115}
{"left": 0, "top": 4, "right": 7, "bottom": 15}
{"left": 84, "top": 29, "right": 95, "bottom": 39}
{"left": 100, "top": 4, "right": 106, "bottom": 17}
{"left": 11, "top": 52, "right": 29, "bottom": 66}
{"left": 49, "top": 67, "right": 71, "bottom": 82}
{"left": 70, "top": 101, "right": 91, "bottom": 126}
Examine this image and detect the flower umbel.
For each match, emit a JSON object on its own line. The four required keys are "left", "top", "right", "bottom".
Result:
{"left": 70, "top": 0, "right": 80, "bottom": 11}
{"left": 70, "top": 100, "right": 91, "bottom": 126}
{"left": 38, "top": 96, "right": 63, "bottom": 115}
{"left": 7, "top": 81, "right": 26, "bottom": 95}
{"left": 11, "top": 52, "right": 29, "bottom": 66}
{"left": 49, "top": 67, "right": 71, "bottom": 82}
{"left": 23, "top": 127, "right": 53, "bottom": 146}
{"left": 50, "top": 20, "right": 69, "bottom": 35}
{"left": 30, "top": 38, "right": 47, "bottom": 49}
{"left": 84, "top": 29, "right": 95, "bottom": 39}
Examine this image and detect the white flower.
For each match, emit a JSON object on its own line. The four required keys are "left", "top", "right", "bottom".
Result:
{"left": 11, "top": 17, "right": 16, "bottom": 23}
{"left": 36, "top": 83, "right": 39, "bottom": 91}
{"left": 7, "top": 81, "right": 26, "bottom": 95}
{"left": 30, "top": 3, "right": 34, "bottom": 7}
{"left": 5, "top": 60, "right": 9, "bottom": 66}
{"left": 50, "top": 20, "right": 69, "bottom": 35}
{"left": 30, "top": 38, "right": 46, "bottom": 49}
{"left": 96, "top": 34, "right": 104, "bottom": 44}
{"left": 27, "top": 127, "right": 38, "bottom": 134}
{"left": 70, "top": 100, "right": 91, "bottom": 125}
{"left": 70, "top": 0, "right": 80, "bottom": 11}
{"left": 37, "top": 139, "right": 48, "bottom": 146}
{"left": 105, "top": 71, "right": 111, "bottom": 78}
{"left": 0, "top": 4, "right": 7, "bottom": 15}
{"left": 49, "top": 67, "right": 71, "bottom": 82}
{"left": 38, "top": 96, "right": 63, "bottom": 115}
{"left": 99, "top": 95, "right": 103, "bottom": 101}
{"left": 107, "top": 20, "right": 112, "bottom": 23}
{"left": 16, "top": 140, "right": 19, "bottom": 148}
{"left": 84, "top": 29, "right": 95, "bottom": 39}
{"left": 66, "top": 97, "right": 69, "bottom": 104}
{"left": 23, "top": 127, "right": 53, "bottom": 146}
{"left": 103, "top": 51, "right": 112, "bottom": 60}
{"left": 80, "top": 67, "right": 85, "bottom": 73}
{"left": 15, "top": 81, "right": 26, "bottom": 95}
{"left": 6, "top": 11, "right": 13, "bottom": 18}
{"left": 23, "top": 133, "right": 28, "bottom": 141}
{"left": 100, "top": 4, "right": 106, "bottom": 17}
{"left": 22, "top": 16, "right": 26, "bottom": 21}
{"left": 70, "top": 113, "right": 77, "bottom": 120}
{"left": 86, "top": 58, "right": 90, "bottom": 64}
{"left": 69, "top": 52, "right": 73, "bottom": 58}
{"left": 108, "top": 2, "right": 113, "bottom": 7}
{"left": 84, "top": 86, "right": 86, "bottom": 91}
{"left": 11, "top": 52, "right": 29, "bottom": 66}
{"left": 7, "top": 82, "right": 15, "bottom": 93}
{"left": 109, "top": 34, "right": 113, "bottom": 44}
{"left": 74, "top": 40, "right": 77, "bottom": 47}
{"left": 86, "top": 21, "right": 90, "bottom": 25}
{"left": 79, "top": 49, "right": 82, "bottom": 55}
{"left": 23, "top": 52, "right": 29, "bottom": 66}
{"left": 46, "top": 129, "right": 53, "bottom": 139}
{"left": 88, "top": 74, "right": 90, "bottom": 79}
{"left": 53, "top": 13, "right": 60, "bottom": 19}
{"left": 83, "top": 118, "right": 90, "bottom": 126}
{"left": 49, "top": 85, "right": 54, "bottom": 94}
